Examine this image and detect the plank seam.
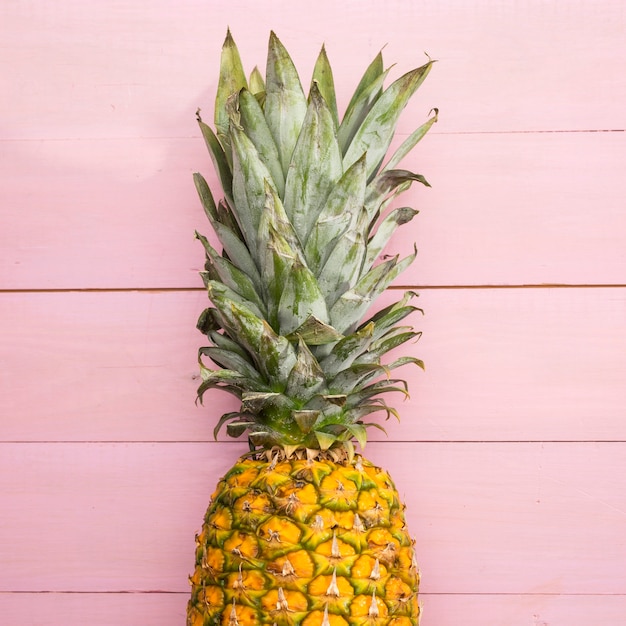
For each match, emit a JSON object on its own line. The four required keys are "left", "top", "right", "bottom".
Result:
{"left": 1, "top": 128, "right": 624, "bottom": 143}
{"left": 1, "top": 590, "right": 625, "bottom": 597}
{"left": 2, "top": 284, "right": 626, "bottom": 294}
{"left": 2, "top": 440, "right": 625, "bottom": 444}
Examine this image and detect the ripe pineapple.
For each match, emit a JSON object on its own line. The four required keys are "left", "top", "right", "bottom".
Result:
{"left": 188, "top": 30, "right": 436, "bottom": 626}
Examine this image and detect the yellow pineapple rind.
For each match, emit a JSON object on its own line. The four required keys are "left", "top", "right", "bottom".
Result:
{"left": 187, "top": 455, "right": 420, "bottom": 626}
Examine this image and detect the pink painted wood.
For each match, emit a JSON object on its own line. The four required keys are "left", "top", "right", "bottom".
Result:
{"left": 3, "top": 133, "right": 625, "bottom": 289}
{"left": 2, "top": 442, "right": 625, "bottom": 596}
{"left": 1, "top": 288, "right": 625, "bottom": 442}
{"left": 1, "top": 0, "right": 625, "bottom": 624}
{"left": 2, "top": 593, "right": 626, "bottom": 626}
{"left": 1, "top": 0, "right": 624, "bottom": 140}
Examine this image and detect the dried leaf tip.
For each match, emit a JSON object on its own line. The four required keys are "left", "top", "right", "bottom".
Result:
{"left": 368, "top": 589, "right": 379, "bottom": 617}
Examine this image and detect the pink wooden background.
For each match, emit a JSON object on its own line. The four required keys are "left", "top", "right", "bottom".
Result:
{"left": 1, "top": 1, "right": 625, "bottom": 624}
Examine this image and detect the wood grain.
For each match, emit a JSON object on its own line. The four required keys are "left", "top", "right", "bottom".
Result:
{"left": 3, "top": 592, "right": 625, "bottom": 626}
{"left": 2, "top": 288, "right": 624, "bottom": 442}
{"left": 2, "top": 0, "right": 625, "bottom": 623}
{"left": 2, "top": 131, "right": 625, "bottom": 290}
{"left": 1, "top": 441, "right": 625, "bottom": 596}
{"left": 1, "top": 0, "right": 624, "bottom": 140}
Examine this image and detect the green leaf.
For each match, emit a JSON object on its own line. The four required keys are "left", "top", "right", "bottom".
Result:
{"left": 329, "top": 247, "right": 417, "bottom": 333}
{"left": 364, "top": 206, "right": 419, "bottom": 269}
{"left": 203, "top": 277, "right": 265, "bottom": 322}
{"left": 226, "top": 420, "right": 254, "bottom": 438}
{"left": 207, "top": 330, "right": 253, "bottom": 362}
{"left": 365, "top": 169, "right": 430, "bottom": 222}
{"left": 215, "top": 29, "right": 248, "bottom": 144}
{"left": 319, "top": 322, "right": 375, "bottom": 378}
{"left": 230, "top": 122, "right": 277, "bottom": 256}
{"left": 208, "top": 220, "right": 262, "bottom": 295}
{"left": 316, "top": 220, "right": 366, "bottom": 307}
{"left": 285, "top": 338, "right": 327, "bottom": 403}
{"left": 213, "top": 411, "right": 252, "bottom": 440}
{"left": 291, "top": 410, "right": 320, "bottom": 434}
{"left": 241, "top": 391, "right": 293, "bottom": 414}
{"left": 359, "top": 291, "right": 421, "bottom": 336}
{"left": 303, "top": 154, "right": 367, "bottom": 275}
{"left": 285, "top": 315, "right": 344, "bottom": 346}
{"left": 216, "top": 198, "right": 245, "bottom": 242}
{"left": 382, "top": 108, "right": 438, "bottom": 172}
{"left": 314, "top": 430, "right": 338, "bottom": 450}
{"left": 346, "top": 379, "right": 410, "bottom": 407}
{"left": 338, "top": 52, "right": 389, "bottom": 154}
{"left": 343, "top": 59, "right": 435, "bottom": 178}
{"left": 387, "top": 355, "right": 425, "bottom": 372}
{"left": 311, "top": 44, "right": 339, "bottom": 128}
{"left": 283, "top": 82, "right": 343, "bottom": 244}
{"left": 278, "top": 260, "right": 330, "bottom": 336}
{"left": 344, "top": 422, "right": 368, "bottom": 449}
{"left": 329, "top": 362, "right": 389, "bottom": 395}
{"left": 196, "top": 369, "right": 262, "bottom": 403}
{"left": 196, "top": 114, "right": 233, "bottom": 205}
{"left": 238, "top": 88, "right": 285, "bottom": 196}
{"left": 196, "top": 307, "right": 222, "bottom": 336}
{"left": 195, "top": 232, "right": 265, "bottom": 316}
{"left": 264, "top": 31, "right": 308, "bottom": 176}
{"left": 199, "top": 346, "right": 265, "bottom": 383}
{"left": 355, "top": 331, "right": 420, "bottom": 363}
{"left": 257, "top": 328, "right": 299, "bottom": 389}
{"left": 206, "top": 281, "right": 296, "bottom": 384}
{"left": 249, "top": 66, "right": 265, "bottom": 95}
{"left": 192, "top": 172, "right": 218, "bottom": 222}
{"left": 257, "top": 184, "right": 305, "bottom": 324}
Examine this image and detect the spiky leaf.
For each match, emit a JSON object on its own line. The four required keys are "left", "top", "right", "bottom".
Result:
{"left": 383, "top": 108, "right": 438, "bottom": 172}
{"left": 311, "top": 44, "right": 339, "bottom": 128}
{"left": 338, "top": 52, "right": 388, "bottom": 153}
{"left": 237, "top": 88, "right": 285, "bottom": 196}
{"left": 265, "top": 31, "right": 308, "bottom": 176}
{"left": 196, "top": 114, "right": 233, "bottom": 206}
{"left": 285, "top": 339, "right": 327, "bottom": 403}
{"left": 215, "top": 29, "right": 248, "bottom": 144}
{"left": 278, "top": 260, "right": 330, "bottom": 336}
{"left": 196, "top": 232, "right": 265, "bottom": 315}
{"left": 316, "top": 217, "right": 366, "bottom": 307}
{"left": 199, "top": 346, "right": 265, "bottom": 383}
{"left": 365, "top": 206, "right": 419, "bottom": 269}
{"left": 319, "top": 322, "right": 375, "bottom": 378}
{"left": 343, "top": 60, "right": 435, "bottom": 177}
{"left": 330, "top": 247, "right": 417, "bottom": 333}
{"left": 249, "top": 66, "right": 265, "bottom": 95}
{"left": 365, "top": 169, "right": 430, "bottom": 221}
{"left": 285, "top": 315, "right": 344, "bottom": 346}
{"left": 206, "top": 281, "right": 296, "bottom": 384}
{"left": 229, "top": 123, "right": 278, "bottom": 255}
{"left": 303, "top": 154, "right": 367, "bottom": 275}
{"left": 283, "top": 82, "right": 343, "bottom": 243}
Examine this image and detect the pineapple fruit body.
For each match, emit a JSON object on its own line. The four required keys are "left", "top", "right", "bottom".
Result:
{"left": 188, "top": 30, "right": 435, "bottom": 626}
{"left": 188, "top": 455, "right": 419, "bottom": 626}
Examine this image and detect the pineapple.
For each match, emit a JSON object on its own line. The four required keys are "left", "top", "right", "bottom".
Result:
{"left": 187, "top": 30, "right": 436, "bottom": 626}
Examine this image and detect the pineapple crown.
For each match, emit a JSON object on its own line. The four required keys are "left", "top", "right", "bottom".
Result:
{"left": 195, "top": 30, "right": 436, "bottom": 460}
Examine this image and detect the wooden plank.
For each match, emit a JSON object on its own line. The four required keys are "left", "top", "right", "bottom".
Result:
{"left": 419, "top": 593, "right": 626, "bottom": 625}
{"left": 1, "top": 288, "right": 624, "bottom": 443}
{"left": 1, "top": 0, "right": 624, "bottom": 140}
{"left": 401, "top": 131, "right": 626, "bottom": 287}
{"left": 1, "top": 442, "right": 625, "bottom": 595}
{"left": 1, "top": 592, "right": 625, "bottom": 626}
{"left": 2, "top": 132, "right": 625, "bottom": 289}
{"left": 0, "top": 592, "right": 188, "bottom": 626}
